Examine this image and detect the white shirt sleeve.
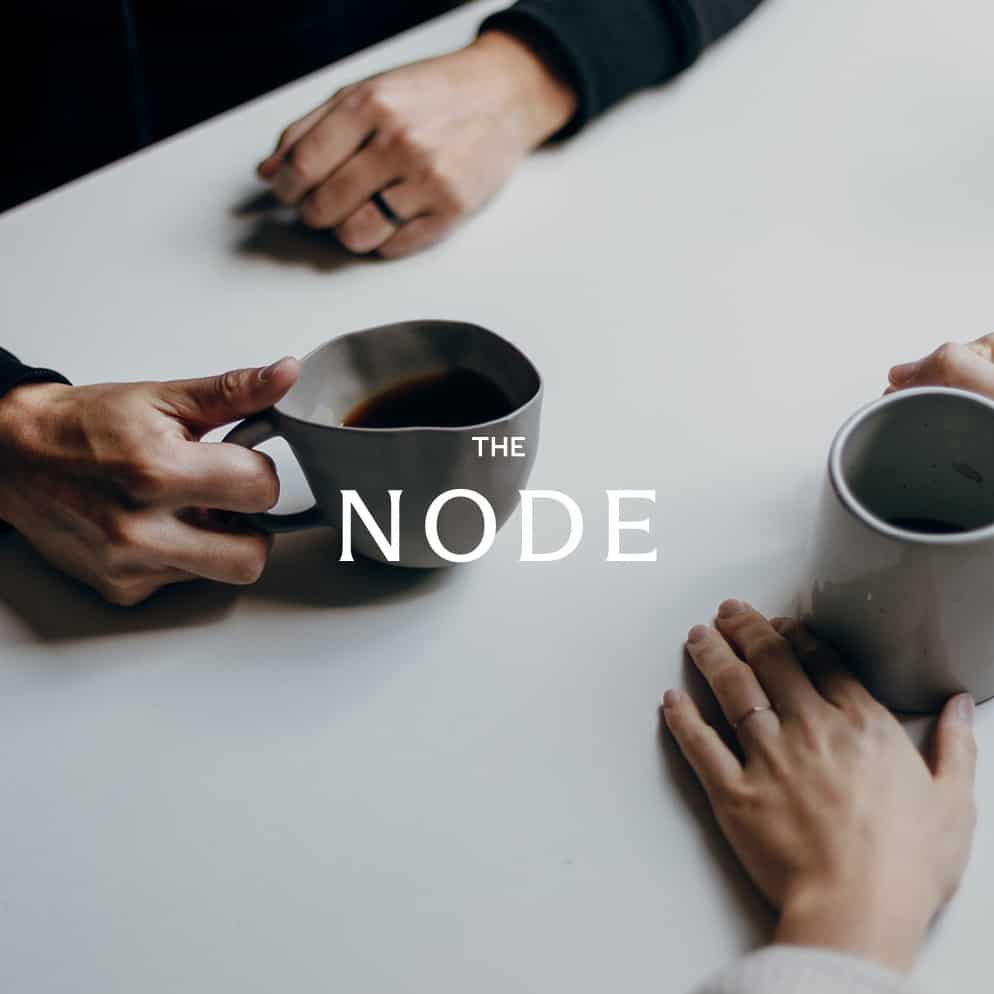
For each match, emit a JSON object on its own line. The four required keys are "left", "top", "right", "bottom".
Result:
{"left": 692, "top": 946, "right": 922, "bottom": 994}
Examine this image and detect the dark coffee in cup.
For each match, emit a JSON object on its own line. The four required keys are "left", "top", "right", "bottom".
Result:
{"left": 886, "top": 516, "right": 970, "bottom": 535}
{"left": 343, "top": 368, "right": 514, "bottom": 429}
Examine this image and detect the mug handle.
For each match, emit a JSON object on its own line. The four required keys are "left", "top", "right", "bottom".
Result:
{"left": 222, "top": 411, "right": 327, "bottom": 534}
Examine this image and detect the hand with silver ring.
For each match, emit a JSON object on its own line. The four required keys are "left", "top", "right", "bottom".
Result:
{"left": 660, "top": 599, "right": 977, "bottom": 975}
{"left": 732, "top": 703, "right": 773, "bottom": 731}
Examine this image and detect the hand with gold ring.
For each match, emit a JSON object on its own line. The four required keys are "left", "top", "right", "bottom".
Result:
{"left": 256, "top": 31, "right": 576, "bottom": 259}
{"left": 661, "top": 599, "right": 977, "bottom": 975}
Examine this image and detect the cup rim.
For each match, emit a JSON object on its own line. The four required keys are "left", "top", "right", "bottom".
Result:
{"left": 828, "top": 385, "right": 994, "bottom": 545}
{"left": 275, "top": 320, "right": 543, "bottom": 434}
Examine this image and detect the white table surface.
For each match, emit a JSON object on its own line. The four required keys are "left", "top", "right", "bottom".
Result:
{"left": 2, "top": 1, "right": 993, "bottom": 990}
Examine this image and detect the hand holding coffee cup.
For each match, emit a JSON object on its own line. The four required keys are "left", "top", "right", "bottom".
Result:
{"left": 223, "top": 321, "right": 542, "bottom": 568}
{"left": 802, "top": 385, "right": 994, "bottom": 711}
{"left": 888, "top": 333, "right": 994, "bottom": 398}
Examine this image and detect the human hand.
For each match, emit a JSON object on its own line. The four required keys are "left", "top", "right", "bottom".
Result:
{"left": 0, "top": 358, "right": 300, "bottom": 605}
{"left": 888, "top": 333, "right": 994, "bottom": 398}
{"left": 662, "top": 600, "right": 976, "bottom": 973}
{"left": 257, "top": 30, "right": 576, "bottom": 258}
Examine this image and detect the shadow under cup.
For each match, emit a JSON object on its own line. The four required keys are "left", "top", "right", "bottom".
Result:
{"left": 803, "top": 387, "right": 994, "bottom": 711}
{"left": 224, "top": 321, "right": 543, "bottom": 568}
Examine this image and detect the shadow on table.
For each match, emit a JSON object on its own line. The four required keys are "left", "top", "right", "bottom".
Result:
{"left": 656, "top": 653, "right": 774, "bottom": 945}
{"left": 0, "top": 528, "right": 448, "bottom": 644}
{"left": 232, "top": 188, "right": 375, "bottom": 274}
{"left": 247, "top": 528, "right": 451, "bottom": 608}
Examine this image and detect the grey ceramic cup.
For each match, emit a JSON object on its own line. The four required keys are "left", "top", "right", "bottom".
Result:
{"left": 223, "top": 321, "right": 543, "bottom": 568}
{"left": 800, "top": 386, "right": 994, "bottom": 712}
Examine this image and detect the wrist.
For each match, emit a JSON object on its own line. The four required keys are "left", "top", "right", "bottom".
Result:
{"left": 469, "top": 30, "right": 577, "bottom": 148}
{"left": 776, "top": 878, "right": 933, "bottom": 975}
{"left": 0, "top": 382, "right": 72, "bottom": 524}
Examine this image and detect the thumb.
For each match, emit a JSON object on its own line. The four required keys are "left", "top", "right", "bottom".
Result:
{"left": 888, "top": 341, "right": 994, "bottom": 397}
{"left": 931, "top": 693, "right": 977, "bottom": 795}
{"left": 158, "top": 357, "right": 300, "bottom": 430}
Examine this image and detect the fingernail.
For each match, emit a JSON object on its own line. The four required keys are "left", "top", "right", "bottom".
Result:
{"left": 259, "top": 357, "right": 291, "bottom": 382}
{"left": 661, "top": 689, "right": 683, "bottom": 710}
{"left": 686, "top": 625, "right": 710, "bottom": 645}
{"left": 718, "top": 599, "right": 746, "bottom": 618}
{"left": 889, "top": 359, "right": 922, "bottom": 384}
{"left": 955, "top": 693, "right": 975, "bottom": 725}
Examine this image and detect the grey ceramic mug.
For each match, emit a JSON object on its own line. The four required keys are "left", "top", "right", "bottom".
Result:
{"left": 800, "top": 387, "right": 994, "bottom": 712}
{"left": 223, "top": 321, "right": 543, "bottom": 568}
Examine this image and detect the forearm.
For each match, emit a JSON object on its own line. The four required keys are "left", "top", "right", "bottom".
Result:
{"left": 481, "top": 0, "right": 767, "bottom": 133}
{"left": 693, "top": 946, "right": 917, "bottom": 994}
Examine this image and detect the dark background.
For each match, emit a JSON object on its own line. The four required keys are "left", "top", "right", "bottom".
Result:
{"left": 1, "top": 1, "right": 466, "bottom": 212}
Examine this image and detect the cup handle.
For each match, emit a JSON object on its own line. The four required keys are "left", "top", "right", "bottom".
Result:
{"left": 222, "top": 411, "right": 326, "bottom": 534}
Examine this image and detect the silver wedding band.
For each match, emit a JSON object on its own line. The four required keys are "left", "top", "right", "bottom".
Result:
{"left": 371, "top": 191, "right": 403, "bottom": 227}
{"left": 732, "top": 704, "right": 773, "bottom": 731}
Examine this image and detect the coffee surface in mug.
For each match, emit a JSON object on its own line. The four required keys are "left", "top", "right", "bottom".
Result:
{"left": 343, "top": 368, "right": 514, "bottom": 429}
{"left": 887, "top": 515, "right": 970, "bottom": 535}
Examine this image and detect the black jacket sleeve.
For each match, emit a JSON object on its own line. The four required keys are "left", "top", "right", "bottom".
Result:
{"left": 481, "top": 0, "right": 766, "bottom": 134}
{"left": 0, "top": 348, "right": 70, "bottom": 400}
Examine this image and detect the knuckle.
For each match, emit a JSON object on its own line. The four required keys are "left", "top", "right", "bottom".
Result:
{"left": 99, "top": 578, "right": 146, "bottom": 607}
{"left": 233, "top": 542, "right": 269, "bottom": 585}
{"left": 120, "top": 454, "right": 171, "bottom": 503}
{"left": 337, "top": 208, "right": 380, "bottom": 253}
{"left": 214, "top": 369, "right": 244, "bottom": 408}
{"left": 712, "top": 662, "right": 749, "bottom": 699}
{"left": 930, "top": 342, "right": 966, "bottom": 383}
{"left": 286, "top": 141, "right": 320, "bottom": 183}
{"left": 337, "top": 225, "right": 367, "bottom": 254}
{"left": 389, "top": 127, "right": 430, "bottom": 166}
{"left": 433, "top": 175, "right": 469, "bottom": 216}
{"left": 340, "top": 83, "right": 370, "bottom": 115}
{"left": 302, "top": 185, "right": 339, "bottom": 228}
{"left": 365, "top": 87, "right": 400, "bottom": 125}
{"left": 715, "top": 776, "right": 758, "bottom": 813}
{"left": 745, "top": 632, "right": 788, "bottom": 665}
{"left": 100, "top": 510, "right": 139, "bottom": 554}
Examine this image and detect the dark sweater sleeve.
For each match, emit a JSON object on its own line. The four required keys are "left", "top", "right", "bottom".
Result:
{"left": 481, "top": 0, "right": 766, "bottom": 133}
{"left": 0, "top": 348, "right": 70, "bottom": 400}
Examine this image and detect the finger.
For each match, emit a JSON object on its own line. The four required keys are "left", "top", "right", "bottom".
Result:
{"left": 715, "top": 600, "right": 830, "bottom": 718}
{"left": 271, "top": 101, "right": 371, "bottom": 206}
{"left": 338, "top": 179, "right": 436, "bottom": 253}
{"left": 335, "top": 199, "right": 398, "bottom": 255}
{"left": 157, "top": 357, "right": 300, "bottom": 432}
{"left": 258, "top": 99, "right": 335, "bottom": 178}
{"left": 770, "top": 617, "right": 882, "bottom": 717}
{"left": 372, "top": 177, "right": 435, "bottom": 221}
{"left": 661, "top": 688, "right": 744, "bottom": 798}
{"left": 156, "top": 442, "right": 280, "bottom": 513}
{"left": 155, "top": 517, "right": 273, "bottom": 586}
{"left": 930, "top": 694, "right": 977, "bottom": 796}
{"left": 299, "top": 145, "right": 401, "bottom": 231}
{"left": 888, "top": 341, "right": 994, "bottom": 398}
{"left": 94, "top": 567, "right": 199, "bottom": 607}
{"left": 685, "top": 625, "right": 779, "bottom": 744}
{"left": 378, "top": 214, "right": 454, "bottom": 260}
